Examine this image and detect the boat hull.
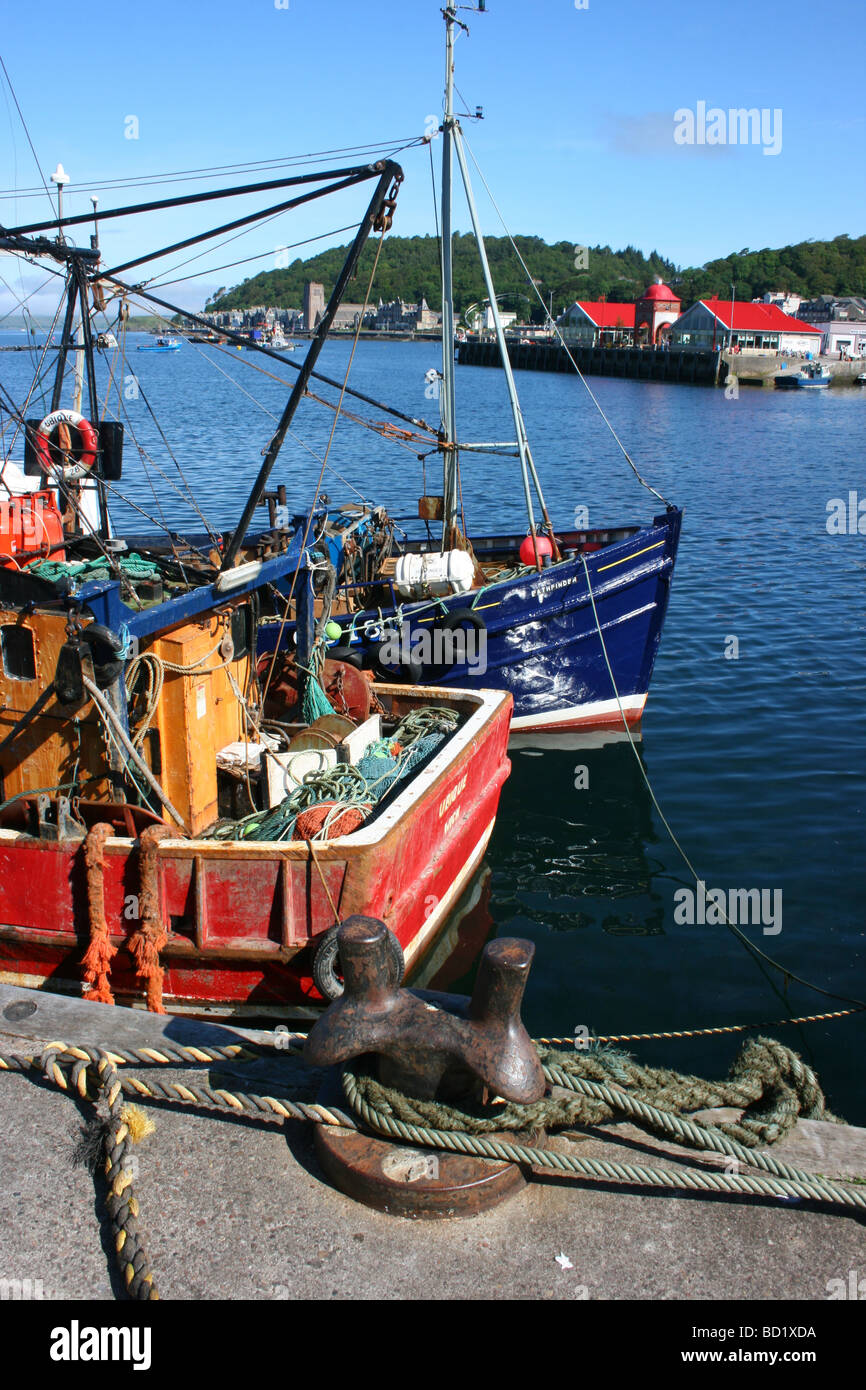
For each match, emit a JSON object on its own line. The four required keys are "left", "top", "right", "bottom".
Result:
{"left": 267, "top": 509, "right": 682, "bottom": 733}
{"left": 0, "top": 686, "right": 511, "bottom": 1016}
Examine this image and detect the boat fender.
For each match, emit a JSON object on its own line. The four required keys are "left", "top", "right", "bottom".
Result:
{"left": 34, "top": 409, "right": 99, "bottom": 481}
{"left": 326, "top": 644, "right": 364, "bottom": 670}
{"left": 369, "top": 636, "right": 424, "bottom": 686}
{"left": 313, "top": 921, "right": 404, "bottom": 1002}
{"left": 428, "top": 608, "right": 487, "bottom": 677}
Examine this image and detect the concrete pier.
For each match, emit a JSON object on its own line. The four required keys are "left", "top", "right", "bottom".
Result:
{"left": 0, "top": 984, "right": 863, "bottom": 1302}
{"left": 458, "top": 338, "right": 722, "bottom": 385}
{"left": 457, "top": 338, "right": 866, "bottom": 390}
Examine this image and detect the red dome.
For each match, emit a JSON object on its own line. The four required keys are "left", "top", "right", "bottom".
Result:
{"left": 642, "top": 282, "right": 679, "bottom": 302}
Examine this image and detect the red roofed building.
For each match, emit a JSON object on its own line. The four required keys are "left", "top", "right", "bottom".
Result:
{"left": 671, "top": 299, "right": 822, "bottom": 353}
{"left": 559, "top": 299, "right": 636, "bottom": 346}
{"left": 635, "top": 281, "right": 681, "bottom": 345}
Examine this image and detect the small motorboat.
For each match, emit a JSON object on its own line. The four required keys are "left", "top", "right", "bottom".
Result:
{"left": 795, "top": 362, "right": 831, "bottom": 389}
{"left": 136, "top": 335, "right": 181, "bottom": 353}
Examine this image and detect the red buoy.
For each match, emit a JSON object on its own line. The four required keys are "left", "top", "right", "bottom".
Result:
{"left": 519, "top": 533, "right": 552, "bottom": 566}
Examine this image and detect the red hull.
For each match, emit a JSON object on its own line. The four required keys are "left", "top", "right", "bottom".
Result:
{"left": 0, "top": 687, "right": 512, "bottom": 1017}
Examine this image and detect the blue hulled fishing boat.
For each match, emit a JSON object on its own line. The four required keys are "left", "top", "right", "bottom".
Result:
{"left": 261, "top": 4, "right": 681, "bottom": 733}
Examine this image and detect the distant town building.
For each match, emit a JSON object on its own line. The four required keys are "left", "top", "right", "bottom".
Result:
{"left": 761, "top": 290, "right": 803, "bottom": 317}
{"left": 303, "top": 281, "right": 326, "bottom": 332}
{"left": 330, "top": 303, "right": 373, "bottom": 332}
{"left": 634, "top": 281, "right": 681, "bottom": 345}
{"left": 670, "top": 299, "right": 821, "bottom": 353}
{"left": 796, "top": 296, "right": 866, "bottom": 357}
{"left": 373, "top": 297, "right": 441, "bottom": 332}
{"left": 558, "top": 300, "right": 636, "bottom": 346}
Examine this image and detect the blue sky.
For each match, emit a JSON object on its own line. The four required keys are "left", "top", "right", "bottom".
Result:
{"left": 1, "top": 0, "right": 863, "bottom": 315}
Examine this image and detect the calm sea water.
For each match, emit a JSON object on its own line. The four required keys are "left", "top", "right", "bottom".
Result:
{"left": 2, "top": 332, "right": 865, "bottom": 1120}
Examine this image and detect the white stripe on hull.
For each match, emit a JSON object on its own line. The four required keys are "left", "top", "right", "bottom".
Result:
{"left": 509, "top": 692, "right": 646, "bottom": 732}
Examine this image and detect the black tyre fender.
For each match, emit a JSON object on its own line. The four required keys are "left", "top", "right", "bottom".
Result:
{"left": 369, "top": 637, "right": 424, "bottom": 686}
{"left": 312, "top": 922, "right": 405, "bottom": 1002}
{"left": 428, "top": 607, "right": 487, "bottom": 678}
{"left": 325, "top": 643, "right": 364, "bottom": 670}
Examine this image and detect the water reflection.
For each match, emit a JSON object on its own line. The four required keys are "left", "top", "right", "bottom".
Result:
{"left": 491, "top": 734, "right": 667, "bottom": 939}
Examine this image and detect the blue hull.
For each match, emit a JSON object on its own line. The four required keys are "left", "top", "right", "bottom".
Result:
{"left": 261, "top": 509, "right": 682, "bottom": 731}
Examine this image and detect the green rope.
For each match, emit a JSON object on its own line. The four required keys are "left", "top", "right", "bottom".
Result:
{"left": 391, "top": 706, "right": 459, "bottom": 745}
{"left": 29, "top": 553, "right": 162, "bottom": 584}
{"left": 341, "top": 1067, "right": 865, "bottom": 1212}
{"left": 300, "top": 638, "right": 335, "bottom": 724}
{"left": 344, "top": 1036, "right": 841, "bottom": 1149}
{"left": 205, "top": 707, "right": 461, "bottom": 843}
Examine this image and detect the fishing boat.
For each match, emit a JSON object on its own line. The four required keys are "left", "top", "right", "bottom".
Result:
{"left": 259, "top": 5, "right": 682, "bottom": 734}
{"left": 796, "top": 361, "right": 831, "bottom": 389}
{"left": 0, "top": 157, "right": 512, "bottom": 1017}
{"left": 136, "top": 335, "right": 181, "bottom": 353}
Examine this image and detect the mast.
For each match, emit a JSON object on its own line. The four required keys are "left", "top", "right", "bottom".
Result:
{"left": 439, "top": 6, "right": 460, "bottom": 549}
{"left": 437, "top": 4, "right": 558, "bottom": 568}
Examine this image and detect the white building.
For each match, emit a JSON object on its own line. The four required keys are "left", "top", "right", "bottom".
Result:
{"left": 670, "top": 299, "right": 822, "bottom": 354}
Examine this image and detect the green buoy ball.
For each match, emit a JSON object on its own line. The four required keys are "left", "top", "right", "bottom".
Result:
{"left": 324, "top": 621, "right": 343, "bottom": 642}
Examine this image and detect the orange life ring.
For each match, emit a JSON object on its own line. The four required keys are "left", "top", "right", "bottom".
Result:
{"left": 34, "top": 409, "right": 99, "bottom": 481}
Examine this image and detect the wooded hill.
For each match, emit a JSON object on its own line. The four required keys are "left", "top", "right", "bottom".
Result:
{"left": 205, "top": 233, "right": 865, "bottom": 322}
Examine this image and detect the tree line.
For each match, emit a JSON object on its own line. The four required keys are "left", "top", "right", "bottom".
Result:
{"left": 205, "top": 233, "right": 865, "bottom": 322}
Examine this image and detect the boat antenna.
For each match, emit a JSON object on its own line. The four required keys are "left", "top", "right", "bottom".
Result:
{"left": 50, "top": 163, "right": 69, "bottom": 242}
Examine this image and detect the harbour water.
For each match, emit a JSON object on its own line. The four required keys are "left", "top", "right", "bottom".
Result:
{"left": 2, "top": 332, "right": 864, "bottom": 1120}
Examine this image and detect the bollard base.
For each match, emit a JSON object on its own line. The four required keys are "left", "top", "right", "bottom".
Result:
{"left": 313, "top": 1075, "right": 531, "bottom": 1218}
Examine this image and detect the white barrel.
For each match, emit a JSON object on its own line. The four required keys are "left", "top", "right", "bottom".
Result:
{"left": 394, "top": 549, "right": 475, "bottom": 599}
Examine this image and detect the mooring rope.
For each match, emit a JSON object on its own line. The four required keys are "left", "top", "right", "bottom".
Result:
{"left": 579, "top": 553, "right": 866, "bottom": 1017}
{"left": 1, "top": 1027, "right": 863, "bottom": 1301}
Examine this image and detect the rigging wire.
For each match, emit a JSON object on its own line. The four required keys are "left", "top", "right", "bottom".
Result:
{"left": 0, "top": 286, "right": 67, "bottom": 461}
{"left": 579, "top": 553, "right": 866, "bottom": 1014}
{"left": 460, "top": 130, "right": 672, "bottom": 510}
{"left": 126, "top": 296, "right": 421, "bottom": 505}
{"left": 100, "top": 316, "right": 220, "bottom": 555}
{"left": 147, "top": 221, "right": 361, "bottom": 292}
{"left": 0, "top": 137, "right": 427, "bottom": 201}
{"left": 0, "top": 378, "right": 212, "bottom": 572}
{"left": 258, "top": 227, "right": 389, "bottom": 714}
{"left": 0, "top": 52, "right": 55, "bottom": 215}
{"left": 204, "top": 337, "right": 436, "bottom": 454}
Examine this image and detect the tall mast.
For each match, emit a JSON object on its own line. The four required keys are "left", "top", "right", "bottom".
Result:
{"left": 436, "top": 4, "right": 557, "bottom": 567}
{"left": 439, "top": 6, "right": 460, "bottom": 548}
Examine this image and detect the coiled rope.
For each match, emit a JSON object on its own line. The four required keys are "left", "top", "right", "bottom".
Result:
{"left": 1, "top": 1025, "right": 862, "bottom": 1301}
{"left": 206, "top": 706, "right": 460, "bottom": 843}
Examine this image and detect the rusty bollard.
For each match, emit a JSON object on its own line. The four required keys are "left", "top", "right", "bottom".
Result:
{"left": 304, "top": 916, "right": 546, "bottom": 1218}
